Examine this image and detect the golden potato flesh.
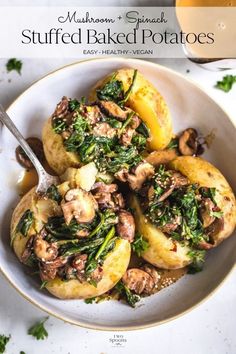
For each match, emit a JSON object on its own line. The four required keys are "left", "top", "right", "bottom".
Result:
{"left": 130, "top": 195, "right": 191, "bottom": 269}
{"left": 89, "top": 68, "right": 173, "bottom": 150}
{"left": 11, "top": 176, "right": 131, "bottom": 300}
{"left": 170, "top": 156, "right": 236, "bottom": 246}
{"left": 46, "top": 238, "right": 131, "bottom": 299}
{"left": 42, "top": 117, "right": 80, "bottom": 175}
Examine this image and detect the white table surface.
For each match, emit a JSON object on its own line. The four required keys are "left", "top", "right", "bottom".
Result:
{"left": 0, "top": 56, "right": 236, "bottom": 354}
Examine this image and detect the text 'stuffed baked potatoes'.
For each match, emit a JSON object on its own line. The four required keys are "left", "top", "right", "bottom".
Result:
{"left": 89, "top": 68, "right": 173, "bottom": 151}
{"left": 130, "top": 156, "right": 236, "bottom": 270}
{"left": 11, "top": 164, "right": 132, "bottom": 299}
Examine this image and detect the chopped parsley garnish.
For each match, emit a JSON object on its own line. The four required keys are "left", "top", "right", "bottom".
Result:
{"left": 68, "top": 99, "right": 80, "bottom": 111}
{"left": 131, "top": 233, "right": 149, "bottom": 257}
{"left": 28, "top": 317, "right": 49, "bottom": 340}
{"left": 52, "top": 118, "right": 67, "bottom": 133}
{"left": 0, "top": 334, "right": 10, "bottom": 353}
{"left": 96, "top": 73, "right": 124, "bottom": 103}
{"left": 115, "top": 281, "right": 140, "bottom": 308}
{"left": 6, "top": 58, "right": 22, "bottom": 75}
{"left": 215, "top": 75, "right": 236, "bottom": 92}
{"left": 15, "top": 209, "right": 34, "bottom": 236}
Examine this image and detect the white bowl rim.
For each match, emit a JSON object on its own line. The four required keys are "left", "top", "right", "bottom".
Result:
{"left": 1, "top": 57, "right": 236, "bottom": 331}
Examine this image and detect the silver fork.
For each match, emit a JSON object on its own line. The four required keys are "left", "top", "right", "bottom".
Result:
{"left": 0, "top": 104, "right": 59, "bottom": 193}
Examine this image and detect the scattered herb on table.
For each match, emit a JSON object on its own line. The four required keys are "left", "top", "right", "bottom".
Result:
{"left": 0, "top": 335, "right": 10, "bottom": 354}
{"left": 215, "top": 75, "right": 236, "bottom": 92}
{"left": 28, "top": 317, "right": 49, "bottom": 340}
{"left": 6, "top": 58, "right": 22, "bottom": 75}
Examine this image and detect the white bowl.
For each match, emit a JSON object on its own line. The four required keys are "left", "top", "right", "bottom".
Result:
{"left": 0, "top": 58, "right": 236, "bottom": 331}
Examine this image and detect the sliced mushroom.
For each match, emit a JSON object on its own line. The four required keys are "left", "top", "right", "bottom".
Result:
{"left": 141, "top": 264, "right": 161, "bottom": 286}
{"left": 93, "top": 122, "right": 117, "bottom": 138}
{"left": 62, "top": 265, "right": 77, "bottom": 280}
{"left": 98, "top": 101, "right": 129, "bottom": 121}
{"left": 159, "top": 215, "right": 182, "bottom": 234}
{"left": 172, "top": 171, "right": 189, "bottom": 187}
{"left": 39, "top": 263, "right": 57, "bottom": 281}
{"left": 113, "top": 192, "right": 125, "bottom": 209}
{"left": 90, "top": 266, "right": 103, "bottom": 283}
{"left": 16, "top": 137, "right": 45, "bottom": 169}
{"left": 33, "top": 234, "right": 58, "bottom": 262}
{"left": 116, "top": 210, "right": 135, "bottom": 243}
{"left": 120, "top": 127, "right": 136, "bottom": 146}
{"left": 91, "top": 182, "right": 120, "bottom": 210}
{"left": 92, "top": 182, "right": 118, "bottom": 194}
{"left": 179, "top": 128, "right": 198, "bottom": 156}
{"left": 129, "top": 115, "right": 141, "bottom": 130}
{"left": 145, "top": 149, "right": 178, "bottom": 167}
{"left": 155, "top": 171, "right": 189, "bottom": 203}
{"left": 205, "top": 217, "right": 224, "bottom": 239}
{"left": 85, "top": 105, "right": 101, "bottom": 125}
{"left": 157, "top": 185, "right": 175, "bottom": 203}
{"left": 122, "top": 268, "right": 155, "bottom": 295}
{"left": 62, "top": 188, "right": 98, "bottom": 225}
{"left": 71, "top": 254, "right": 88, "bottom": 282}
{"left": 200, "top": 198, "right": 216, "bottom": 228}
{"left": 115, "top": 162, "right": 155, "bottom": 191}
{"left": 199, "top": 218, "right": 224, "bottom": 249}
{"left": 21, "top": 235, "right": 35, "bottom": 264}
{"left": 53, "top": 96, "right": 69, "bottom": 118}
{"left": 44, "top": 256, "right": 68, "bottom": 268}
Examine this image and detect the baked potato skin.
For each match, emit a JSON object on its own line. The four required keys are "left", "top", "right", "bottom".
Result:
{"left": 130, "top": 195, "right": 191, "bottom": 269}
{"left": 89, "top": 68, "right": 173, "bottom": 151}
{"left": 170, "top": 156, "right": 236, "bottom": 246}
{"left": 46, "top": 239, "right": 131, "bottom": 299}
{"left": 42, "top": 117, "right": 80, "bottom": 175}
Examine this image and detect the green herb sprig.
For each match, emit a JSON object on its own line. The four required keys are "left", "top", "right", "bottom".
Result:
{"left": 215, "top": 75, "right": 236, "bottom": 92}
{"left": 28, "top": 317, "right": 49, "bottom": 340}
{"left": 6, "top": 58, "right": 22, "bottom": 75}
{"left": 0, "top": 334, "right": 10, "bottom": 354}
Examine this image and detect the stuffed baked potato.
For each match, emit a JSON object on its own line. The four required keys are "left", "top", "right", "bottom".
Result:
{"left": 89, "top": 68, "right": 173, "bottom": 150}
{"left": 43, "top": 69, "right": 173, "bottom": 176}
{"left": 11, "top": 163, "right": 132, "bottom": 299}
{"left": 130, "top": 156, "right": 236, "bottom": 270}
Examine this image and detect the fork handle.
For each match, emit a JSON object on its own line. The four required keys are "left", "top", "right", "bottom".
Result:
{"left": 0, "top": 104, "right": 47, "bottom": 180}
